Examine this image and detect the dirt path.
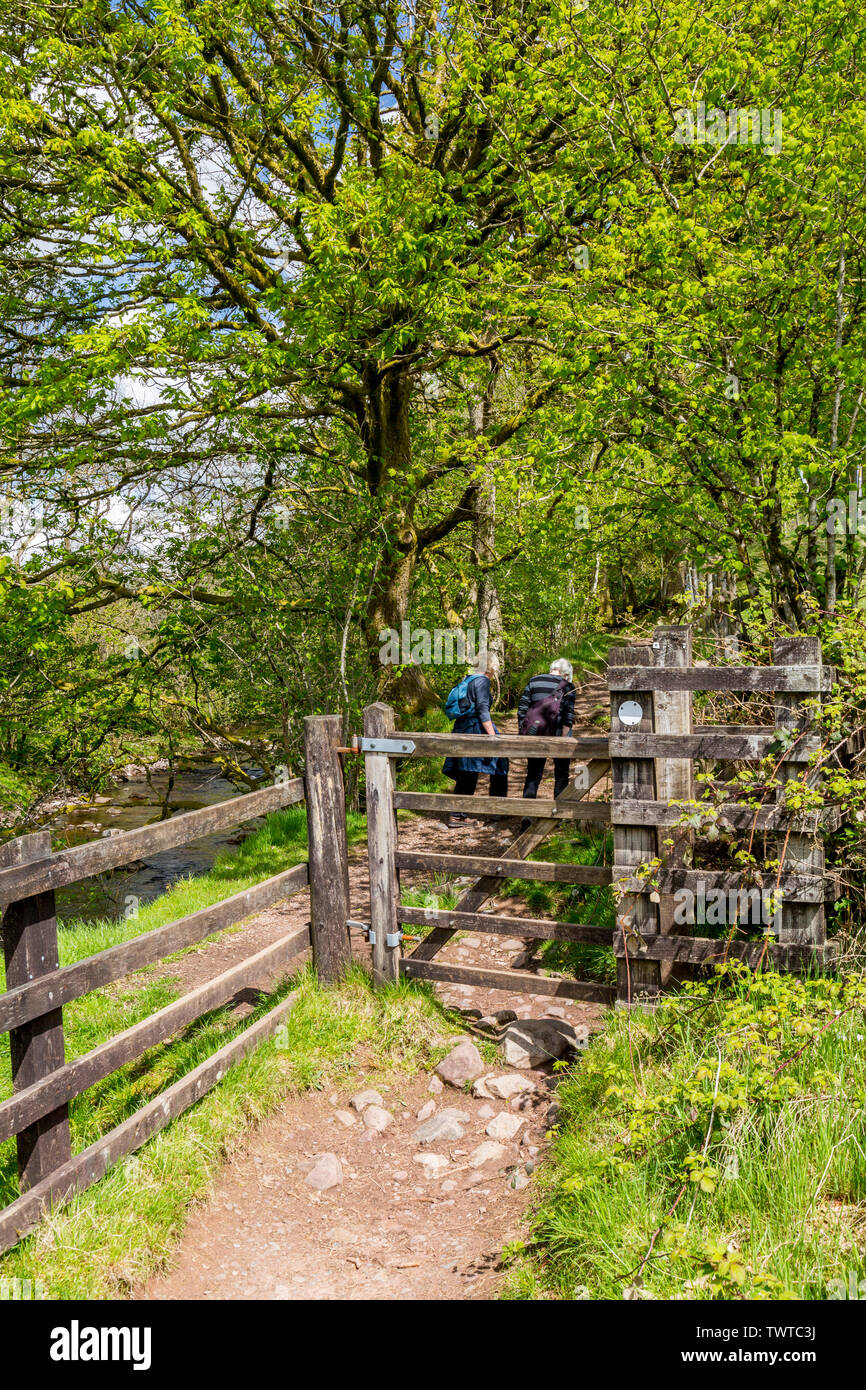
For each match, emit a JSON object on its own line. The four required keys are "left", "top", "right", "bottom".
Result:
{"left": 137, "top": 690, "right": 610, "bottom": 1300}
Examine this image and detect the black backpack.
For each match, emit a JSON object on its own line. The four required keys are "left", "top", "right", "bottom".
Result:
{"left": 521, "top": 679, "right": 568, "bottom": 736}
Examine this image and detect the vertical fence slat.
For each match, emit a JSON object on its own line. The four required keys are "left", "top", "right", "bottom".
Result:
{"left": 304, "top": 715, "right": 353, "bottom": 983}
{"left": 610, "top": 646, "right": 661, "bottom": 1005}
{"left": 0, "top": 831, "right": 71, "bottom": 1190}
{"left": 773, "top": 636, "right": 826, "bottom": 950}
{"left": 363, "top": 703, "right": 401, "bottom": 985}
{"left": 652, "top": 625, "right": 694, "bottom": 983}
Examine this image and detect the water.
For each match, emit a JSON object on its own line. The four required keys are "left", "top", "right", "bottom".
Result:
{"left": 47, "top": 767, "right": 259, "bottom": 924}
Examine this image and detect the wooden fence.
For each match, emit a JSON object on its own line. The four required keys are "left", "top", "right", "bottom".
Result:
{"left": 359, "top": 624, "right": 839, "bottom": 1011}
{"left": 0, "top": 716, "right": 350, "bottom": 1255}
{"left": 0, "top": 632, "right": 843, "bottom": 1254}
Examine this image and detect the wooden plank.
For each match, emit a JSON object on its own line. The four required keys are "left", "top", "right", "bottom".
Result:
{"left": 651, "top": 626, "right": 693, "bottom": 951}
{"left": 398, "top": 905, "right": 613, "bottom": 944}
{"left": 401, "top": 957, "right": 615, "bottom": 1004}
{"left": 364, "top": 703, "right": 401, "bottom": 985}
{"left": 612, "top": 868, "right": 826, "bottom": 903}
{"left": 610, "top": 644, "right": 661, "bottom": 1003}
{"left": 304, "top": 716, "right": 352, "bottom": 983}
{"left": 0, "top": 994, "right": 298, "bottom": 1256}
{"left": 0, "top": 778, "right": 306, "bottom": 907}
{"left": 613, "top": 930, "right": 831, "bottom": 970}
{"left": 609, "top": 665, "right": 833, "bottom": 693}
{"left": 392, "top": 731, "right": 610, "bottom": 760}
{"left": 407, "top": 759, "right": 612, "bottom": 963}
{"left": 609, "top": 733, "right": 820, "bottom": 760}
{"left": 0, "top": 925, "right": 311, "bottom": 1143}
{"left": 0, "top": 833, "right": 71, "bottom": 1190}
{"left": 774, "top": 636, "right": 826, "bottom": 948}
{"left": 393, "top": 791, "right": 611, "bottom": 821}
{"left": 395, "top": 850, "right": 612, "bottom": 884}
{"left": 0, "top": 862, "right": 309, "bottom": 1035}
{"left": 610, "top": 800, "right": 839, "bottom": 831}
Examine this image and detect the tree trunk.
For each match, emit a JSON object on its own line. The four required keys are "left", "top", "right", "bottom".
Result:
{"left": 469, "top": 394, "right": 505, "bottom": 673}
{"left": 361, "top": 363, "right": 438, "bottom": 716}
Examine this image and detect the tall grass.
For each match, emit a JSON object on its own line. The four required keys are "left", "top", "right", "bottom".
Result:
{"left": 0, "top": 968, "right": 458, "bottom": 1298}
{"left": 504, "top": 964, "right": 866, "bottom": 1301}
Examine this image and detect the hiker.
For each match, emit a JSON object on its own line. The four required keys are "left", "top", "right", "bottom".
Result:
{"left": 517, "top": 657, "right": 576, "bottom": 811}
{"left": 443, "top": 654, "right": 509, "bottom": 826}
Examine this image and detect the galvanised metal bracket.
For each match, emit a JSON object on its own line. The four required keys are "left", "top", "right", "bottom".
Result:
{"left": 345, "top": 920, "right": 402, "bottom": 949}
{"left": 353, "top": 736, "right": 416, "bottom": 755}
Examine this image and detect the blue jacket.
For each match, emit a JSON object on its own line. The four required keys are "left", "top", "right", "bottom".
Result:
{"left": 443, "top": 675, "right": 509, "bottom": 778}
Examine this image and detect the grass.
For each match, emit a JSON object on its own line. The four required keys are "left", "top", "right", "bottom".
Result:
{"left": 498, "top": 827, "right": 617, "bottom": 985}
{"left": 0, "top": 802, "right": 380, "bottom": 1292}
{"left": 0, "top": 966, "right": 462, "bottom": 1298}
{"left": 502, "top": 963, "right": 866, "bottom": 1301}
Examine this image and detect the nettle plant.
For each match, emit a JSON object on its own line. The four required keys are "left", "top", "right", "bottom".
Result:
{"left": 620, "top": 604, "right": 866, "bottom": 936}
{"left": 557, "top": 963, "right": 866, "bottom": 1299}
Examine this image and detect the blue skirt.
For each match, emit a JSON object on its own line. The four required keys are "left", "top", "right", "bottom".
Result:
{"left": 443, "top": 712, "right": 509, "bottom": 778}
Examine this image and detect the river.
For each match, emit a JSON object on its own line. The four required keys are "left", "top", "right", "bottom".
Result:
{"left": 48, "top": 766, "right": 260, "bottom": 924}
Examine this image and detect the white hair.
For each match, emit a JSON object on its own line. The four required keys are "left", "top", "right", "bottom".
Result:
{"left": 550, "top": 657, "right": 573, "bottom": 681}
{"left": 474, "top": 650, "right": 498, "bottom": 676}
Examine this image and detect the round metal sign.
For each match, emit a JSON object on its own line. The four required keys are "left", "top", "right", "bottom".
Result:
{"left": 618, "top": 700, "right": 644, "bottom": 727}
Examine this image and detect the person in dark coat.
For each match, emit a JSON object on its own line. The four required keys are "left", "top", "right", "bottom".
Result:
{"left": 517, "top": 658, "right": 576, "bottom": 812}
{"left": 443, "top": 656, "right": 508, "bottom": 825}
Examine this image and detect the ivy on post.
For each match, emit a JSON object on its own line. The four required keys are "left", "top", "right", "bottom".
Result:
{"left": 652, "top": 625, "right": 694, "bottom": 984}
{"left": 363, "top": 703, "right": 401, "bottom": 985}
{"left": 0, "top": 831, "right": 71, "bottom": 1190}
{"left": 304, "top": 715, "right": 352, "bottom": 983}
{"left": 773, "top": 636, "right": 826, "bottom": 955}
{"left": 609, "top": 645, "right": 661, "bottom": 1006}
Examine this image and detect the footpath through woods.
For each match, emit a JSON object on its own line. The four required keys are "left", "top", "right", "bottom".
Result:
{"left": 137, "top": 678, "right": 610, "bottom": 1300}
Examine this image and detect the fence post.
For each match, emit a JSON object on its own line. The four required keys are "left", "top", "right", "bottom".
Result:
{"left": 0, "top": 831, "right": 71, "bottom": 1189}
{"left": 652, "top": 625, "right": 694, "bottom": 983}
{"left": 363, "top": 702, "right": 401, "bottom": 985}
{"left": 303, "top": 716, "right": 352, "bottom": 983}
{"left": 773, "top": 636, "right": 826, "bottom": 951}
{"left": 609, "top": 645, "right": 661, "bottom": 1005}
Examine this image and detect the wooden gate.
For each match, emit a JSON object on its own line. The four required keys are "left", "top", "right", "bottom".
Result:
{"left": 359, "top": 625, "right": 837, "bottom": 1009}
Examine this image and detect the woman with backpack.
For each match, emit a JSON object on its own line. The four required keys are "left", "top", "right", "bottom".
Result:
{"left": 442, "top": 655, "right": 509, "bottom": 826}
{"left": 517, "top": 658, "right": 577, "bottom": 812}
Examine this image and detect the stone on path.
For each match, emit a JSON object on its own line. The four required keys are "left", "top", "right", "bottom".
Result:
{"left": 435, "top": 1039, "right": 485, "bottom": 1087}
{"left": 485, "top": 1112, "right": 526, "bottom": 1141}
{"left": 304, "top": 1153, "right": 343, "bottom": 1191}
{"left": 476, "top": 1009, "right": 518, "bottom": 1030}
{"left": 468, "top": 1141, "right": 506, "bottom": 1169}
{"left": 427, "top": 1075, "right": 444, "bottom": 1095}
{"left": 350, "top": 1089, "right": 384, "bottom": 1112}
{"left": 413, "top": 1152, "right": 451, "bottom": 1176}
{"left": 334, "top": 1109, "right": 356, "bottom": 1127}
{"left": 416, "top": 1099, "right": 436, "bottom": 1122}
{"left": 486, "top": 1073, "right": 536, "bottom": 1100}
{"left": 477, "top": 1103, "right": 495, "bottom": 1120}
{"left": 502, "top": 1018, "right": 580, "bottom": 1069}
{"left": 509, "top": 1169, "right": 531, "bottom": 1191}
{"left": 414, "top": 1108, "right": 469, "bottom": 1144}
{"left": 362, "top": 1105, "right": 393, "bottom": 1132}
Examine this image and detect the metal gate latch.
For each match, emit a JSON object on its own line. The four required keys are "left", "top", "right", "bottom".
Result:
{"left": 353, "top": 737, "right": 416, "bottom": 755}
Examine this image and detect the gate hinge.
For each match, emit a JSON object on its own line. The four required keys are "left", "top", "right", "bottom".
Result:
{"left": 353, "top": 736, "right": 416, "bottom": 755}
{"left": 345, "top": 919, "right": 403, "bottom": 950}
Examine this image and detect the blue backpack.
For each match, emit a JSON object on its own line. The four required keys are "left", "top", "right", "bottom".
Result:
{"left": 444, "top": 674, "right": 476, "bottom": 720}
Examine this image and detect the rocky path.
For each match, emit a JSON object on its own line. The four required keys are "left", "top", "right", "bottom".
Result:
{"left": 136, "top": 688, "right": 611, "bottom": 1300}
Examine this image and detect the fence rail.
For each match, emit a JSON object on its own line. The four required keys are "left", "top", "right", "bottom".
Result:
{"left": 0, "top": 716, "right": 352, "bottom": 1255}
{"left": 369, "top": 623, "right": 842, "bottom": 1010}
